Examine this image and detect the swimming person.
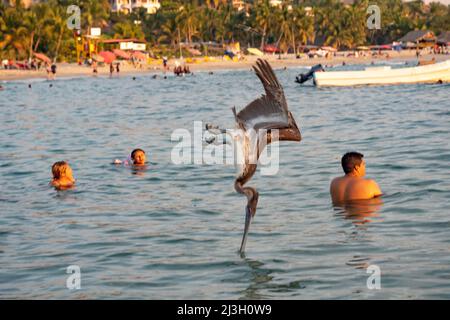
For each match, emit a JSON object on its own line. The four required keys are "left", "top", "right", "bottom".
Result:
{"left": 113, "top": 149, "right": 147, "bottom": 166}
{"left": 130, "top": 148, "right": 146, "bottom": 166}
{"left": 330, "top": 152, "right": 382, "bottom": 204}
{"left": 50, "top": 161, "right": 75, "bottom": 189}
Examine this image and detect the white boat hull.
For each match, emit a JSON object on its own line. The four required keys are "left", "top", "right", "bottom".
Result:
{"left": 313, "top": 60, "right": 450, "bottom": 86}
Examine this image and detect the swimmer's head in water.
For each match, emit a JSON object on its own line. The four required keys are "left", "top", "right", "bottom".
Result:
{"left": 131, "top": 149, "right": 146, "bottom": 165}
{"left": 52, "top": 161, "right": 74, "bottom": 180}
{"left": 341, "top": 152, "right": 365, "bottom": 176}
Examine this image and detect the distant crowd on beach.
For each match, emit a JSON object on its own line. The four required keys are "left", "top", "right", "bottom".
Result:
{"left": 2, "top": 58, "right": 44, "bottom": 71}
{"left": 2, "top": 58, "right": 58, "bottom": 80}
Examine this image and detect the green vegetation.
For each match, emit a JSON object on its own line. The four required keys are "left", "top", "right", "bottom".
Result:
{"left": 1, "top": 0, "right": 449, "bottom": 61}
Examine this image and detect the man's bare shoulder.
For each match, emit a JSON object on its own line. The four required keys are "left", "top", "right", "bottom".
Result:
{"left": 355, "top": 178, "right": 380, "bottom": 188}
{"left": 331, "top": 176, "right": 346, "bottom": 185}
{"left": 346, "top": 178, "right": 382, "bottom": 199}
{"left": 366, "top": 179, "right": 383, "bottom": 196}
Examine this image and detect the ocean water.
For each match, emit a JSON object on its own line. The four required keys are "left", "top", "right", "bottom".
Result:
{"left": 0, "top": 65, "right": 449, "bottom": 299}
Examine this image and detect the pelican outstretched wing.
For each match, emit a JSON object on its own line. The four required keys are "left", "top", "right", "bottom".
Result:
{"left": 233, "top": 59, "right": 289, "bottom": 131}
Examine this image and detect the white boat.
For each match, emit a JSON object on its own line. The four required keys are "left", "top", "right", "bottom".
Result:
{"left": 313, "top": 59, "right": 450, "bottom": 86}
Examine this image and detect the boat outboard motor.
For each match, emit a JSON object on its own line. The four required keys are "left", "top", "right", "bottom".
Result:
{"left": 295, "top": 64, "right": 324, "bottom": 84}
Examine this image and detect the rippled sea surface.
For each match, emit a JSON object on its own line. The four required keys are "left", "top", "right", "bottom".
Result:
{"left": 1, "top": 64, "right": 449, "bottom": 299}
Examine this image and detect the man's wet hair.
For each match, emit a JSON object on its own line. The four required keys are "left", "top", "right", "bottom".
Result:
{"left": 341, "top": 152, "right": 364, "bottom": 174}
{"left": 52, "top": 161, "right": 69, "bottom": 179}
{"left": 131, "top": 148, "right": 145, "bottom": 159}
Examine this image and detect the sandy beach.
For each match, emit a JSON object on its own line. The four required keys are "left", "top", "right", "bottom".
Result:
{"left": 1, "top": 50, "right": 448, "bottom": 82}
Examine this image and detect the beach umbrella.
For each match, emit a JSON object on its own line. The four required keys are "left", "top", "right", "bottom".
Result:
{"left": 112, "top": 49, "right": 131, "bottom": 60}
{"left": 33, "top": 52, "right": 51, "bottom": 63}
{"left": 131, "top": 51, "right": 146, "bottom": 61}
{"left": 92, "top": 54, "right": 104, "bottom": 62}
{"left": 98, "top": 51, "right": 116, "bottom": 64}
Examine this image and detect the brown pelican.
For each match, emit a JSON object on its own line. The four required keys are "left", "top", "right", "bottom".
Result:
{"left": 231, "top": 59, "right": 302, "bottom": 253}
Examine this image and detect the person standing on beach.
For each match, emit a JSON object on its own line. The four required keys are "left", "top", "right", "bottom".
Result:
{"left": 330, "top": 152, "right": 382, "bottom": 204}
{"left": 116, "top": 62, "right": 120, "bottom": 75}
{"left": 45, "top": 62, "right": 51, "bottom": 80}
{"left": 50, "top": 63, "right": 57, "bottom": 80}
{"left": 109, "top": 63, "right": 114, "bottom": 77}
{"left": 92, "top": 60, "right": 98, "bottom": 75}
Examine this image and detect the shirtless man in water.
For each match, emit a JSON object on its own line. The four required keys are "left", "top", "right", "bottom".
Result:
{"left": 330, "top": 152, "right": 382, "bottom": 203}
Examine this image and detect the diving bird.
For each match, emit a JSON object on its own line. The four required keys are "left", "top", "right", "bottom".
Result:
{"left": 232, "top": 59, "right": 302, "bottom": 253}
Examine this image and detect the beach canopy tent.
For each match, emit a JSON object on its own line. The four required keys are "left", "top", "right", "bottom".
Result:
{"left": 263, "top": 44, "right": 280, "bottom": 53}
{"left": 33, "top": 52, "right": 51, "bottom": 63}
{"left": 398, "top": 30, "right": 436, "bottom": 48}
{"left": 98, "top": 51, "right": 116, "bottom": 63}
{"left": 112, "top": 49, "right": 131, "bottom": 60}
{"left": 437, "top": 31, "right": 450, "bottom": 46}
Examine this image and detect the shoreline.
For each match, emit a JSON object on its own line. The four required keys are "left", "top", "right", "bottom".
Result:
{"left": 1, "top": 51, "right": 448, "bottom": 82}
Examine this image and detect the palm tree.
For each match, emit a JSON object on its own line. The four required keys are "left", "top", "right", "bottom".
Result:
{"left": 427, "top": 2, "right": 449, "bottom": 34}
{"left": 253, "top": 0, "right": 273, "bottom": 50}
{"left": 274, "top": 4, "right": 292, "bottom": 54}
{"left": 88, "top": 0, "right": 110, "bottom": 28}
{"left": 49, "top": 5, "right": 69, "bottom": 62}
{"left": 29, "top": 3, "right": 52, "bottom": 54}
{"left": 0, "top": 7, "right": 28, "bottom": 59}
{"left": 113, "top": 20, "right": 145, "bottom": 39}
{"left": 291, "top": 6, "right": 314, "bottom": 52}
{"left": 159, "top": 14, "right": 179, "bottom": 47}
{"left": 143, "top": 8, "right": 167, "bottom": 44}
{"left": 220, "top": 3, "right": 246, "bottom": 44}
{"left": 176, "top": 3, "right": 200, "bottom": 44}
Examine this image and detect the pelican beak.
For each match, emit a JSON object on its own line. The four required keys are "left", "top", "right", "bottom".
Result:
{"left": 239, "top": 205, "right": 253, "bottom": 254}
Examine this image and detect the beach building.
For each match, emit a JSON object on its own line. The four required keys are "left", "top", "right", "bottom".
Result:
{"left": 398, "top": 30, "right": 436, "bottom": 48}
{"left": 100, "top": 38, "right": 147, "bottom": 52}
{"left": 109, "top": 0, "right": 161, "bottom": 14}
{"left": 437, "top": 31, "right": 450, "bottom": 47}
